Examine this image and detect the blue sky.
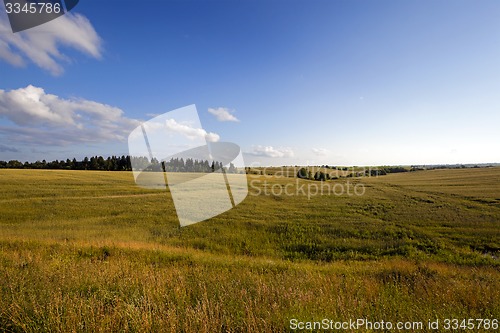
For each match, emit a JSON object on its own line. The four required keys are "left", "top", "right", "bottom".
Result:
{"left": 1, "top": 0, "right": 499, "bottom": 166}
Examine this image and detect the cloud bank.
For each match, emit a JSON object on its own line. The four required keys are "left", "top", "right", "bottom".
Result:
{"left": 0, "top": 85, "right": 139, "bottom": 146}
{"left": 0, "top": 8, "right": 102, "bottom": 75}
{"left": 0, "top": 144, "right": 18, "bottom": 152}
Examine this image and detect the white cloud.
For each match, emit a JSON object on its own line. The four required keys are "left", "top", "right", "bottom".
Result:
{"left": 312, "top": 148, "right": 330, "bottom": 156}
{"left": 0, "top": 8, "right": 102, "bottom": 75}
{"left": 0, "top": 85, "right": 139, "bottom": 145}
{"left": 205, "top": 132, "right": 220, "bottom": 142}
{"left": 248, "top": 145, "right": 294, "bottom": 158}
{"left": 208, "top": 107, "right": 240, "bottom": 122}
{"left": 165, "top": 118, "right": 220, "bottom": 142}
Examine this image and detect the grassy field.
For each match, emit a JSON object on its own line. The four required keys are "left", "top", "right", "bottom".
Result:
{"left": 0, "top": 168, "right": 498, "bottom": 332}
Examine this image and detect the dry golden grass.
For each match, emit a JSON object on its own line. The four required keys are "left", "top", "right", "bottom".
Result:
{"left": 0, "top": 168, "right": 499, "bottom": 332}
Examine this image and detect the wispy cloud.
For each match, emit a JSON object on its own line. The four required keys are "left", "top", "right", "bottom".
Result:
{"left": 208, "top": 107, "right": 240, "bottom": 122}
{"left": 165, "top": 118, "right": 220, "bottom": 142}
{"left": 0, "top": 8, "right": 102, "bottom": 75}
{"left": 0, "top": 85, "right": 139, "bottom": 146}
{"left": 0, "top": 144, "right": 18, "bottom": 152}
{"left": 247, "top": 145, "right": 294, "bottom": 158}
{"left": 145, "top": 113, "right": 162, "bottom": 118}
{"left": 311, "top": 148, "right": 330, "bottom": 156}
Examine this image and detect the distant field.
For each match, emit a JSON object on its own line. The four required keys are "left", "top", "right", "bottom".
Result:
{"left": 0, "top": 168, "right": 498, "bottom": 332}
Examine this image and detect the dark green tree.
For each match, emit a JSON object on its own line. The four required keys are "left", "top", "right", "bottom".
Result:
{"left": 297, "top": 167, "right": 308, "bottom": 179}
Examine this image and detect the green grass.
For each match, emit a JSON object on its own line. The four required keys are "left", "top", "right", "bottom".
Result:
{"left": 0, "top": 168, "right": 499, "bottom": 332}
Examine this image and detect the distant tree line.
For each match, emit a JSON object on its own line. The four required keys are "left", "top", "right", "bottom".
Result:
{"left": 0, "top": 156, "right": 238, "bottom": 173}
{"left": 0, "top": 156, "right": 132, "bottom": 171}
{"left": 296, "top": 166, "right": 410, "bottom": 181}
{"left": 131, "top": 157, "right": 238, "bottom": 173}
